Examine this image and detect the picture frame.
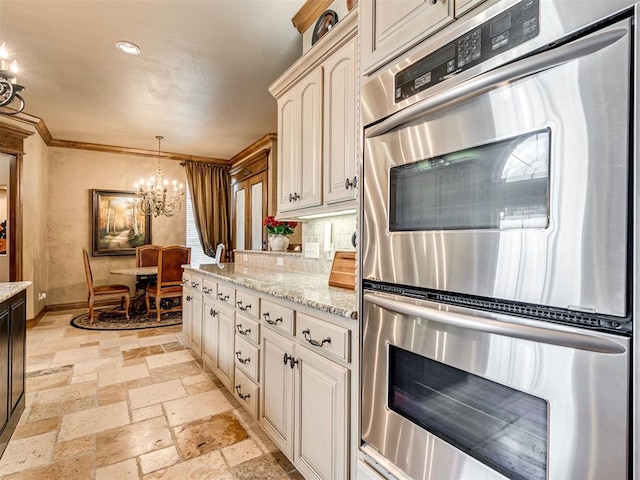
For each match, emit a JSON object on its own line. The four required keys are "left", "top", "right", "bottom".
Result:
{"left": 91, "top": 189, "right": 151, "bottom": 256}
{"left": 311, "top": 10, "right": 339, "bottom": 45}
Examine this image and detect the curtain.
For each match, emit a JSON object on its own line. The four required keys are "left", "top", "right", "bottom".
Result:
{"left": 184, "top": 161, "right": 231, "bottom": 258}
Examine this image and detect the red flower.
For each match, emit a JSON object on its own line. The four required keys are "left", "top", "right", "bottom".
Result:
{"left": 263, "top": 215, "right": 297, "bottom": 235}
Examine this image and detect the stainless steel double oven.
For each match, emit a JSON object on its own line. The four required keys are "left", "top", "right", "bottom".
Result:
{"left": 360, "top": 1, "right": 638, "bottom": 479}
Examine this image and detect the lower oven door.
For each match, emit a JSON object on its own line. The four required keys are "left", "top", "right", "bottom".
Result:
{"left": 361, "top": 292, "right": 630, "bottom": 480}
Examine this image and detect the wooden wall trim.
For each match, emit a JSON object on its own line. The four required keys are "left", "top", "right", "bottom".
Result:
{"left": 4, "top": 111, "right": 229, "bottom": 163}
{"left": 292, "top": 0, "right": 334, "bottom": 34}
{"left": 229, "top": 133, "right": 276, "bottom": 165}
{"left": 48, "top": 139, "right": 229, "bottom": 164}
{"left": 27, "top": 305, "right": 49, "bottom": 329}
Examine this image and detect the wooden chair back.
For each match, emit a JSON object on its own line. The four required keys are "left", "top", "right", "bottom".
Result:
{"left": 136, "top": 245, "right": 161, "bottom": 267}
{"left": 156, "top": 245, "right": 191, "bottom": 289}
{"left": 82, "top": 247, "right": 95, "bottom": 295}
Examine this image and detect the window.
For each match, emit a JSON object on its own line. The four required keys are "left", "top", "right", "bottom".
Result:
{"left": 185, "top": 185, "right": 213, "bottom": 265}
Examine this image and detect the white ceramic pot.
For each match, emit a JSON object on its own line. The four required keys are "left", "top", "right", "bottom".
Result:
{"left": 269, "top": 234, "right": 290, "bottom": 251}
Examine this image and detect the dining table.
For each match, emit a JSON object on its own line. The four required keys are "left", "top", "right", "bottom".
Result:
{"left": 110, "top": 266, "right": 159, "bottom": 315}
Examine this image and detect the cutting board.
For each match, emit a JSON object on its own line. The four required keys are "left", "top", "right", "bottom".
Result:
{"left": 328, "top": 251, "right": 356, "bottom": 290}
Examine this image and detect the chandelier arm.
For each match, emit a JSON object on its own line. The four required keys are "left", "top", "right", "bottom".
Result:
{"left": 0, "top": 94, "right": 24, "bottom": 115}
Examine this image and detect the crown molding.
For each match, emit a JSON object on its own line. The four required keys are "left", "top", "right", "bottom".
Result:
{"left": 4, "top": 112, "right": 229, "bottom": 163}
{"left": 229, "top": 133, "right": 276, "bottom": 165}
{"left": 292, "top": 0, "right": 334, "bottom": 34}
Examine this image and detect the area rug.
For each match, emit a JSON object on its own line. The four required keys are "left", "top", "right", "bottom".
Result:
{"left": 70, "top": 307, "right": 182, "bottom": 331}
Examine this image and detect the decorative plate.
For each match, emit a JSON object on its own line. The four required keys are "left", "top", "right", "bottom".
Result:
{"left": 311, "top": 10, "right": 339, "bottom": 46}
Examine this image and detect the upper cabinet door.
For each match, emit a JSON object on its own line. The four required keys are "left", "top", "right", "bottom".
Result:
{"left": 323, "top": 37, "right": 357, "bottom": 205}
{"left": 277, "top": 90, "right": 299, "bottom": 214}
{"left": 297, "top": 68, "right": 323, "bottom": 210}
{"left": 361, "top": 0, "right": 454, "bottom": 74}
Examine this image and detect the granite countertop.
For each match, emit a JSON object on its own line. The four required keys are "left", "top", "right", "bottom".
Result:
{"left": 0, "top": 282, "right": 31, "bottom": 303}
{"left": 184, "top": 264, "right": 357, "bottom": 320}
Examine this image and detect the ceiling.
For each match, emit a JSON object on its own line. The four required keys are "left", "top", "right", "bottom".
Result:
{"left": 0, "top": 0, "right": 305, "bottom": 161}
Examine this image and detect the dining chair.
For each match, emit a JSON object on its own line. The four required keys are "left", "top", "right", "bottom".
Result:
{"left": 145, "top": 245, "right": 191, "bottom": 322}
{"left": 135, "top": 244, "right": 161, "bottom": 294}
{"left": 82, "top": 247, "right": 131, "bottom": 324}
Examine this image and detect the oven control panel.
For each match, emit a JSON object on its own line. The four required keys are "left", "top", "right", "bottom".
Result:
{"left": 395, "top": 0, "right": 539, "bottom": 103}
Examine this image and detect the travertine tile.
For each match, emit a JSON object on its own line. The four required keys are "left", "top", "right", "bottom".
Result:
{"left": 0, "top": 430, "right": 57, "bottom": 475}
{"left": 139, "top": 445, "right": 180, "bottom": 474}
{"left": 73, "top": 356, "right": 122, "bottom": 377}
{"left": 145, "top": 349, "right": 194, "bottom": 369}
{"left": 121, "top": 344, "right": 165, "bottom": 361}
{"left": 143, "top": 450, "right": 231, "bottom": 480}
{"left": 25, "top": 369, "right": 73, "bottom": 393}
{"left": 98, "top": 363, "right": 150, "bottom": 387}
{"left": 53, "top": 434, "right": 95, "bottom": 461}
{"left": 184, "top": 381, "right": 215, "bottom": 395}
{"left": 97, "top": 383, "right": 128, "bottom": 406}
{"left": 163, "top": 389, "right": 233, "bottom": 427}
{"left": 149, "top": 361, "right": 203, "bottom": 383}
{"left": 128, "top": 379, "right": 187, "bottom": 410}
{"left": 231, "top": 454, "right": 287, "bottom": 480}
{"left": 173, "top": 412, "right": 248, "bottom": 460}
{"left": 50, "top": 345, "right": 100, "bottom": 367}
{"left": 95, "top": 458, "right": 139, "bottom": 480}
{"left": 58, "top": 401, "right": 130, "bottom": 441}
{"left": 138, "top": 333, "right": 179, "bottom": 348}
{"left": 1, "top": 454, "right": 93, "bottom": 480}
{"left": 222, "top": 438, "right": 263, "bottom": 467}
{"left": 181, "top": 373, "right": 209, "bottom": 386}
{"left": 95, "top": 416, "right": 173, "bottom": 467}
{"left": 11, "top": 416, "right": 60, "bottom": 440}
{"left": 131, "top": 403, "right": 163, "bottom": 423}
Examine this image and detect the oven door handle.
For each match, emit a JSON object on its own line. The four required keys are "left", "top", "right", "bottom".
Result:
{"left": 364, "top": 293, "right": 627, "bottom": 354}
{"left": 365, "top": 27, "right": 627, "bottom": 138}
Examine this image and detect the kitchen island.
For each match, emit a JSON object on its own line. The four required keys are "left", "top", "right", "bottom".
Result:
{"left": 0, "top": 282, "right": 30, "bottom": 459}
{"left": 181, "top": 263, "right": 357, "bottom": 480}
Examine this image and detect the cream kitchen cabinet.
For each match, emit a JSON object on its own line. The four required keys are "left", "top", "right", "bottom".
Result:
{"left": 455, "top": 0, "right": 488, "bottom": 16}
{"left": 361, "top": 0, "right": 454, "bottom": 74}
{"left": 181, "top": 272, "right": 192, "bottom": 344}
{"left": 213, "top": 303, "right": 235, "bottom": 391}
{"left": 202, "top": 296, "right": 217, "bottom": 372}
{"left": 260, "top": 317, "right": 350, "bottom": 480}
{"left": 323, "top": 36, "right": 358, "bottom": 205}
{"left": 270, "top": 8, "right": 358, "bottom": 218}
{"left": 183, "top": 273, "right": 203, "bottom": 357}
{"left": 276, "top": 67, "right": 323, "bottom": 214}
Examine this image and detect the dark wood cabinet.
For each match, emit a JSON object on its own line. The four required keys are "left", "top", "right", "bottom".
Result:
{"left": 0, "top": 289, "right": 26, "bottom": 458}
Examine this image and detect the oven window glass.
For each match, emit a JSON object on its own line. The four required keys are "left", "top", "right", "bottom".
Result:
{"left": 389, "top": 345, "right": 548, "bottom": 480}
{"left": 389, "top": 129, "right": 550, "bottom": 231}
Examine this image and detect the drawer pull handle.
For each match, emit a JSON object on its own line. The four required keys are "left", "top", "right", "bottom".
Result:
{"left": 236, "top": 324, "right": 251, "bottom": 335}
{"left": 302, "top": 329, "right": 331, "bottom": 348}
{"left": 283, "top": 353, "right": 298, "bottom": 369}
{"left": 235, "top": 385, "right": 250, "bottom": 401}
{"left": 217, "top": 293, "right": 230, "bottom": 301}
{"left": 237, "top": 301, "right": 251, "bottom": 311}
{"left": 210, "top": 309, "right": 218, "bottom": 317}
{"left": 235, "top": 351, "right": 250, "bottom": 364}
{"left": 263, "top": 312, "right": 283, "bottom": 325}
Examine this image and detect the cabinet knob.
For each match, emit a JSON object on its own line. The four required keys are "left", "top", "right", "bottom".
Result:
{"left": 345, "top": 177, "right": 358, "bottom": 189}
{"left": 210, "top": 308, "right": 218, "bottom": 317}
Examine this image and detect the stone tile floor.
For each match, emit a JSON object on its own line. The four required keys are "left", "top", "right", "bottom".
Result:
{"left": 0, "top": 310, "right": 302, "bottom": 480}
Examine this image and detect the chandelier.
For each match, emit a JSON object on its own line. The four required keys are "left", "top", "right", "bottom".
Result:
{"left": 0, "top": 43, "right": 25, "bottom": 115}
{"left": 134, "top": 136, "right": 185, "bottom": 217}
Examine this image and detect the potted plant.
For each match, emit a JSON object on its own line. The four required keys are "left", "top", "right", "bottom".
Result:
{"left": 263, "top": 215, "right": 297, "bottom": 251}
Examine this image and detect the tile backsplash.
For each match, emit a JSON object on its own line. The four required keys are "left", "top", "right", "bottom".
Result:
{"left": 236, "top": 213, "right": 357, "bottom": 275}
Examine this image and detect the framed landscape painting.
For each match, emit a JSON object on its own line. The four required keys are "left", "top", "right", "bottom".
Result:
{"left": 92, "top": 189, "right": 151, "bottom": 256}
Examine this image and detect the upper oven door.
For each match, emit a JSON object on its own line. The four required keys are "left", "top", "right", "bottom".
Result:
{"left": 362, "top": 18, "right": 632, "bottom": 317}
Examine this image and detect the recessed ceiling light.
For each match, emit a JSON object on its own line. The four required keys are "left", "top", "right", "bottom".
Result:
{"left": 115, "top": 41, "right": 141, "bottom": 55}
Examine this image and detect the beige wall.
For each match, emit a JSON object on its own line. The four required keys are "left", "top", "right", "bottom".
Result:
{"left": 21, "top": 126, "right": 49, "bottom": 320}
{"left": 46, "top": 147, "right": 187, "bottom": 306}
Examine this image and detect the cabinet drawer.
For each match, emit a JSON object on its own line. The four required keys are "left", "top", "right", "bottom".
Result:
{"left": 235, "top": 314, "right": 260, "bottom": 346}
{"left": 296, "top": 313, "right": 350, "bottom": 362}
{"left": 189, "top": 274, "right": 203, "bottom": 292}
{"left": 234, "top": 335, "right": 259, "bottom": 382}
{"left": 234, "top": 368, "right": 259, "bottom": 419}
{"left": 202, "top": 278, "right": 217, "bottom": 298}
{"left": 261, "top": 299, "right": 295, "bottom": 336}
{"left": 216, "top": 283, "right": 235, "bottom": 306}
{"left": 182, "top": 272, "right": 192, "bottom": 287}
{"left": 235, "top": 290, "right": 259, "bottom": 319}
